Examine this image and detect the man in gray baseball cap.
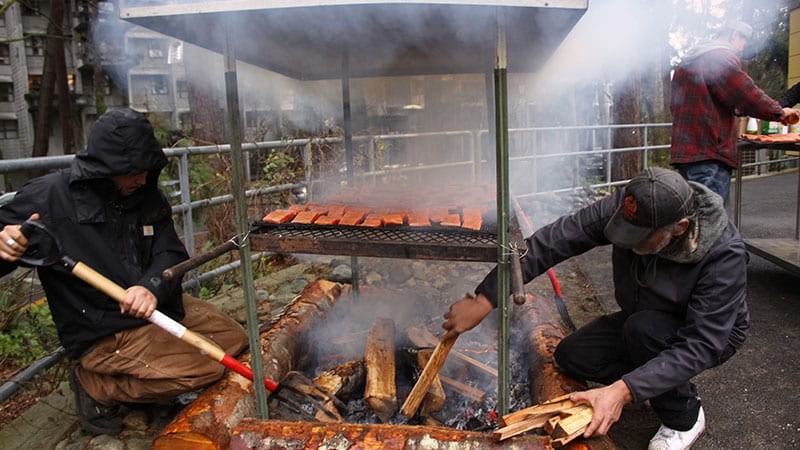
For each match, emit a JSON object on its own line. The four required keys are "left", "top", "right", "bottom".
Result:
{"left": 442, "top": 167, "right": 748, "bottom": 450}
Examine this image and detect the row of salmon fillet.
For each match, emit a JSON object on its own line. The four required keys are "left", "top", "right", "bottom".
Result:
{"left": 740, "top": 133, "right": 800, "bottom": 143}
{"left": 262, "top": 203, "right": 486, "bottom": 230}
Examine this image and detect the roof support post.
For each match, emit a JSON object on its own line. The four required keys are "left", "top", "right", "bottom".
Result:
{"left": 223, "top": 20, "right": 270, "bottom": 419}
{"left": 493, "top": 9, "right": 511, "bottom": 417}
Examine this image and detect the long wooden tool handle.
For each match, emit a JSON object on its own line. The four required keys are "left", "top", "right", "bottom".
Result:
{"left": 70, "top": 261, "right": 279, "bottom": 391}
{"left": 162, "top": 240, "right": 238, "bottom": 280}
{"left": 400, "top": 334, "right": 457, "bottom": 417}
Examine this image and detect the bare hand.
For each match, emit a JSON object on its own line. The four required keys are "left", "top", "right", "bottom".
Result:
{"left": 441, "top": 293, "right": 493, "bottom": 341}
{"left": 120, "top": 285, "right": 158, "bottom": 319}
{"left": 780, "top": 107, "right": 800, "bottom": 126}
{"left": 0, "top": 213, "right": 40, "bottom": 262}
{"left": 570, "top": 380, "right": 633, "bottom": 437}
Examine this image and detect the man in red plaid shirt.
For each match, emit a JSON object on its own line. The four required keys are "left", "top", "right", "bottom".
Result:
{"left": 670, "top": 20, "right": 798, "bottom": 205}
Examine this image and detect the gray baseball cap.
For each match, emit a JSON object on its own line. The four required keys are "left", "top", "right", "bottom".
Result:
{"left": 725, "top": 20, "right": 753, "bottom": 40}
{"left": 604, "top": 168, "right": 695, "bottom": 249}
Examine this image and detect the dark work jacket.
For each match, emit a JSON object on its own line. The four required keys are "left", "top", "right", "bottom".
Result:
{"left": 476, "top": 187, "right": 749, "bottom": 403}
{"left": 0, "top": 111, "right": 188, "bottom": 358}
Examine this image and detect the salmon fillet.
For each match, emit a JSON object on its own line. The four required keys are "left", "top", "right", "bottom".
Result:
{"left": 408, "top": 209, "right": 430, "bottom": 227}
{"left": 262, "top": 209, "right": 297, "bottom": 223}
{"left": 315, "top": 215, "right": 341, "bottom": 225}
{"left": 359, "top": 214, "right": 384, "bottom": 227}
{"left": 339, "top": 210, "right": 367, "bottom": 226}
{"left": 292, "top": 210, "right": 322, "bottom": 224}
{"left": 440, "top": 213, "right": 461, "bottom": 227}
{"left": 461, "top": 208, "right": 483, "bottom": 230}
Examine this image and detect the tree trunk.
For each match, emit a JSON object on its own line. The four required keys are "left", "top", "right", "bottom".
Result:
{"left": 52, "top": 0, "right": 73, "bottom": 154}
{"left": 611, "top": 70, "right": 643, "bottom": 181}
{"left": 184, "top": 45, "right": 225, "bottom": 145}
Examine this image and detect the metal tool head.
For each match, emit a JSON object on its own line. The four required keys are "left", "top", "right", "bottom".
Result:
{"left": 19, "top": 220, "right": 66, "bottom": 268}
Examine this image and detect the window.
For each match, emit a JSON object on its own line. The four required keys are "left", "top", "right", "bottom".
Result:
{"left": 0, "top": 83, "right": 13, "bottom": 103}
{"left": 151, "top": 77, "right": 168, "bottom": 95}
{"left": 176, "top": 80, "right": 188, "bottom": 99}
{"left": 103, "top": 75, "right": 113, "bottom": 95}
{"left": 21, "top": 1, "right": 41, "bottom": 16}
{"left": 0, "top": 44, "right": 9, "bottom": 65}
{"left": 26, "top": 37, "right": 44, "bottom": 57}
{"left": 28, "top": 75, "right": 42, "bottom": 92}
{"left": 0, "top": 120, "right": 18, "bottom": 139}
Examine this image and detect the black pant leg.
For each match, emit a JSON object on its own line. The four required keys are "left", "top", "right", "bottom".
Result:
{"left": 554, "top": 311, "right": 633, "bottom": 385}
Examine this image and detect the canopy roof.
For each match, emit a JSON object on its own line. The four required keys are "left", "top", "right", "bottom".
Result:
{"left": 119, "top": 1, "right": 588, "bottom": 80}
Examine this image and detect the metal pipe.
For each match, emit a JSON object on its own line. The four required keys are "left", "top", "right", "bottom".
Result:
{"left": 494, "top": 10, "right": 511, "bottom": 417}
{"left": 0, "top": 347, "right": 66, "bottom": 403}
{"left": 223, "top": 22, "right": 269, "bottom": 419}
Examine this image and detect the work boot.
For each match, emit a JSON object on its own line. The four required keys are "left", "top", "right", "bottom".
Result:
{"left": 68, "top": 366, "right": 123, "bottom": 435}
{"left": 648, "top": 406, "right": 706, "bottom": 450}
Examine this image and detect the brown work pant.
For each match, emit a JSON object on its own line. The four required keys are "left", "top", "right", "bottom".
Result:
{"left": 75, "top": 295, "right": 248, "bottom": 405}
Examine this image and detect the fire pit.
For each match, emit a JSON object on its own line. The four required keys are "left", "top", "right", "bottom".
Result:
{"left": 154, "top": 278, "right": 613, "bottom": 450}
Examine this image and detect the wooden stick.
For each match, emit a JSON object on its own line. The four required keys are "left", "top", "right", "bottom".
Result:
{"left": 400, "top": 334, "right": 457, "bottom": 417}
{"left": 439, "top": 375, "right": 486, "bottom": 402}
{"left": 417, "top": 349, "right": 446, "bottom": 415}
{"left": 551, "top": 426, "right": 588, "bottom": 448}
{"left": 406, "top": 325, "right": 498, "bottom": 378}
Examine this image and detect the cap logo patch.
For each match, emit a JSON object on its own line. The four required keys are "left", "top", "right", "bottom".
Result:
{"left": 622, "top": 195, "right": 638, "bottom": 221}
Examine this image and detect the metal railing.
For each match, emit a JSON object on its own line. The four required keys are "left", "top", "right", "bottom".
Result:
{"left": 3, "top": 121, "right": 795, "bottom": 405}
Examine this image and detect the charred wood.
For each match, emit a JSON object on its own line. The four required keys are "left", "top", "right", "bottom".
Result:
{"left": 230, "top": 419, "right": 554, "bottom": 449}
{"left": 153, "top": 280, "right": 344, "bottom": 450}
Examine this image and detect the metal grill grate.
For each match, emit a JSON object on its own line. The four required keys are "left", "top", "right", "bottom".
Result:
{"left": 250, "top": 223, "right": 499, "bottom": 262}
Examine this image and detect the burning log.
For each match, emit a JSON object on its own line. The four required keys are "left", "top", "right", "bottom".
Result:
{"left": 230, "top": 419, "right": 555, "bottom": 449}
{"left": 364, "top": 317, "right": 398, "bottom": 422}
{"left": 512, "top": 293, "right": 586, "bottom": 404}
{"left": 153, "top": 280, "right": 344, "bottom": 450}
{"left": 406, "top": 324, "right": 498, "bottom": 378}
{"left": 416, "top": 348, "right": 446, "bottom": 415}
{"left": 313, "top": 358, "right": 366, "bottom": 402}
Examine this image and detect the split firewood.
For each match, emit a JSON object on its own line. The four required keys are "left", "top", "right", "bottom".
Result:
{"left": 551, "top": 427, "right": 588, "bottom": 448}
{"left": 313, "top": 358, "right": 366, "bottom": 402}
{"left": 405, "top": 325, "right": 498, "bottom": 378}
{"left": 400, "top": 333, "right": 457, "bottom": 417}
{"left": 500, "top": 397, "right": 574, "bottom": 427}
{"left": 439, "top": 375, "right": 486, "bottom": 402}
{"left": 305, "top": 358, "right": 366, "bottom": 422}
{"left": 416, "top": 348, "right": 446, "bottom": 415}
{"left": 364, "top": 317, "right": 398, "bottom": 422}
{"left": 551, "top": 404, "right": 593, "bottom": 439}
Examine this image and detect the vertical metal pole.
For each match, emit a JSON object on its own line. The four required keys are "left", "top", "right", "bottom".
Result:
{"left": 223, "top": 23, "right": 269, "bottom": 419}
{"left": 494, "top": 11, "right": 511, "bottom": 417}
{"left": 342, "top": 52, "right": 360, "bottom": 295}
{"left": 178, "top": 153, "right": 198, "bottom": 296}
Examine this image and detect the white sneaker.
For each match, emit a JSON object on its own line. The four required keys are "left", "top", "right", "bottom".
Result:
{"left": 648, "top": 406, "right": 706, "bottom": 450}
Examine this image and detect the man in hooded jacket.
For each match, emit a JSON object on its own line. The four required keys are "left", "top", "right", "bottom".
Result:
{"left": 669, "top": 20, "right": 797, "bottom": 205}
{"left": 441, "top": 168, "right": 748, "bottom": 450}
{"left": 0, "top": 109, "right": 248, "bottom": 435}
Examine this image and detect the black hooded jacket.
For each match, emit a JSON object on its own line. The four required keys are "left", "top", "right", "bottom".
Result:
{"left": 0, "top": 109, "right": 189, "bottom": 358}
